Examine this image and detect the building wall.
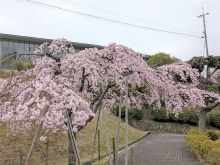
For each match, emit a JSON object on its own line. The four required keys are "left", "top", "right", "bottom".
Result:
{"left": 0, "top": 39, "right": 43, "bottom": 69}
{"left": 0, "top": 33, "right": 104, "bottom": 70}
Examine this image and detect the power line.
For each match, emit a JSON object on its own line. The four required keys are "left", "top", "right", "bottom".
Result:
{"left": 129, "top": 0, "right": 197, "bottom": 16}
{"left": 15, "top": 0, "right": 201, "bottom": 38}
{"left": 205, "top": 19, "right": 218, "bottom": 54}
{"left": 148, "top": 0, "right": 201, "bottom": 13}
{"left": 206, "top": 20, "right": 219, "bottom": 55}
{"left": 105, "top": 0, "right": 197, "bottom": 21}
{"left": 63, "top": 0, "right": 201, "bottom": 34}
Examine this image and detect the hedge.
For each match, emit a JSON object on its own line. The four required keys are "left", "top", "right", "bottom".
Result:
{"left": 132, "top": 107, "right": 144, "bottom": 120}
{"left": 114, "top": 104, "right": 143, "bottom": 120}
{"left": 151, "top": 108, "right": 220, "bottom": 128}
{"left": 10, "top": 59, "right": 35, "bottom": 71}
{"left": 151, "top": 108, "right": 198, "bottom": 125}
{"left": 207, "top": 111, "right": 220, "bottom": 128}
{"left": 186, "top": 128, "right": 220, "bottom": 164}
{"left": 150, "top": 107, "right": 168, "bottom": 122}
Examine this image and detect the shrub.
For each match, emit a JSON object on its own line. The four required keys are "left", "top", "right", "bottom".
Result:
{"left": 114, "top": 103, "right": 126, "bottom": 118}
{"left": 25, "top": 62, "right": 35, "bottom": 70}
{"left": 168, "top": 113, "right": 178, "bottom": 122}
{"left": 111, "top": 86, "right": 120, "bottom": 96}
{"left": 187, "top": 128, "right": 220, "bottom": 164}
{"left": 142, "top": 100, "right": 149, "bottom": 110}
{"left": 178, "top": 110, "right": 190, "bottom": 123}
{"left": 114, "top": 104, "right": 143, "bottom": 120}
{"left": 151, "top": 108, "right": 199, "bottom": 124}
{"left": 207, "top": 86, "right": 219, "bottom": 94}
{"left": 205, "top": 130, "right": 219, "bottom": 141}
{"left": 132, "top": 107, "right": 143, "bottom": 120}
{"left": 188, "top": 110, "right": 198, "bottom": 125}
{"left": 177, "top": 109, "right": 198, "bottom": 125}
{"left": 10, "top": 59, "right": 35, "bottom": 71}
{"left": 151, "top": 108, "right": 168, "bottom": 122}
{"left": 207, "top": 111, "right": 220, "bottom": 128}
{"left": 215, "top": 130, "right": 220, "bottom": 137}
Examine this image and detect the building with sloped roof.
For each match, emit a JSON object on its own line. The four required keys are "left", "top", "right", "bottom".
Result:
{"left": 0, "top": 33, "right": 104, "bottom": 70}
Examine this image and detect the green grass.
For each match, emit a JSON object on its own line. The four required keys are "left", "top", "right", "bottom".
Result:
{"left": 0, "top": 69, "right": 147, "bottom": 165}
{"left": 0, "top": 69, "right": 22, "bottom": 79}
{"left": 0, "top": 113, "right": 147, "bottom": 165}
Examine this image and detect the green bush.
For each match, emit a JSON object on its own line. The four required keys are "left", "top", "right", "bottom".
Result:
{"left": 188, "top": 110, "right": 199, "bottom": 125}
{"left": 207, "top": 111, "right": 220, "bottom": 128}
{"left": 142, "top": 100, "right": 149, "bottom": 110}
{"left": 150, "top": 108, "right": 220, "bottom": 129}
{"left": 114, "top": 104, "right": 144, "bottom": 120}
{"left": 205, "top": 130, "right": 219, "bottom": 141}
{"left": 151, "top": 108, "right": 168, "bottom": 122}
{"left": 168, "top": 113, "right": 178, "bottom": 122}
{"left": 114, "top": 103, "right": 126, "bottom": 118}
{"left": 132, "top": 107, "right": 144, "bottom": 120}
{"left": 176, "top": 110, "right": 198, "bottom": 125}
{"left": 10, "top": 59, "right": 35, "bottom": 71}
{"left": 207, "top": 86, "right": 219, "bottom": 93}
{"left": 187, "top": 128, "right": 220, "bottom": 164}
{"left": 151, "top": 108, "right": 198, "bottom": 124}
{"left": 178, "top": 110, "right": 190, "bottom": 123}
{"left": 111, "top": 86, "right": 120, "bottom": 96}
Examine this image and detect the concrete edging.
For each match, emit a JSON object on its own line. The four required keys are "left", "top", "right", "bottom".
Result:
{"left": 83, "top": 132, "right": 151, "bottom": 165}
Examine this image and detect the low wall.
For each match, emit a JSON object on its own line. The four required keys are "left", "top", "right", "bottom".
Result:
{"left": 129, "top": 120, "right": 195, "bottom": 135}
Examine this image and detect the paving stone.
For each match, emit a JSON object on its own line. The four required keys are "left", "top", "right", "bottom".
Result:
{"left": 117, "top": 132, "right": 202, "bottom": 165}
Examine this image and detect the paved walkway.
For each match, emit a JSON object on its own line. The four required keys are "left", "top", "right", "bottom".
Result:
{"left": 117, "top": 132, "right": 202, "bottom": 165}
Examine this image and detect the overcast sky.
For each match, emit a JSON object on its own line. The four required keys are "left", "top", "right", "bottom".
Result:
{"left": 0, "top": 0, "right": 219, "bottom": 61}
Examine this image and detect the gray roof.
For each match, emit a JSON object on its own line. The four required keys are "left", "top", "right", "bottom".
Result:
{"left": 0, "top": 33, "right": 104, "bottom": 49}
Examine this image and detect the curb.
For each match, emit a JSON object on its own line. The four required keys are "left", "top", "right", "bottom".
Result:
{"left": 83, "top": 132, "right": 151, "bottom": 165}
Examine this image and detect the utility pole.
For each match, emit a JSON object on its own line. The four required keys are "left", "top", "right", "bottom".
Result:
{"left": 125, "top": 76, "right": 128, "bottom": 165}
{"left": 197, "top": 7, "right": 210, "bottom": 77}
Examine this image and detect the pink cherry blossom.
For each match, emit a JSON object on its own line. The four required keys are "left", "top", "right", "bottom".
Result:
{"left": 0, "top": 38, "right": 220, "bottom": 136}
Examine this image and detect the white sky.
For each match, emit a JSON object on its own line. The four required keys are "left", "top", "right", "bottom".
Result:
{"left": 0, "top": 0, "right": 219, "bottom": 61}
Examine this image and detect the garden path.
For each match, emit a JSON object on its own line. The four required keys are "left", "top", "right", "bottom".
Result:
{"left": 117, "top": 132, "right": 202, "bottom": 165}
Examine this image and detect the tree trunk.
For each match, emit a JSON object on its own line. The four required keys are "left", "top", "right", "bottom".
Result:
{"left": 68, "top": 132, "right": 76, "bottom": 165}
{"left": 125, "top": 76, "right": 129, "bottom": 165}
{"left": 199, "top": 108, "right": 207, "bottom": 133}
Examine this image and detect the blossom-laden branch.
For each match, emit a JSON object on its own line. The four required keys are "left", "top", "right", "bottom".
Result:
{"left": 1, "top": 38, "right": 220, "bottom": 136}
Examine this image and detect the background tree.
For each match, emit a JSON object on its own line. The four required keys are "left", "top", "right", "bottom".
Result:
{"left": 188, "top": 55, "right": 220, "bottom": 133}
{"left": 147, "top": 52, "right": 181, "bottom": 68}
{"left": 0, "top": 40, "right": 218, "bottom": 165}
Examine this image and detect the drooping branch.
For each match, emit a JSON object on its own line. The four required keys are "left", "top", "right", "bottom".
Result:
{"left": 122, "top": 70, "right": 134, "bottom": 77}
{"left": 101, "top": 54, "right": 114, "bottom": 63}
{"left": 79, "top": 67, "right": 90, "bottom": 92}
{"left": 206, "top": 102, "right": 220, "bottom": 112}
{"left": 78, "top": 85, "right": 111, "bottom": 131}
{"left": 90, "top": 84, "right": 103, "bottom": 111}
{"left": 10, "top": 84, "right": 33, "bottom": 101}
{"left": 45, "top": 53, "right": 60, "bottom": 62}
{"left": 207, "top": 68, "right": 219, "bottom": 80}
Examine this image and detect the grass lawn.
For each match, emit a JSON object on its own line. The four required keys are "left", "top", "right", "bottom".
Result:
{"left": 0, "top": 69, "right": 147, "bottom": 164}
{"left": 0, "top": 113, "right": 147, "bottom": 165}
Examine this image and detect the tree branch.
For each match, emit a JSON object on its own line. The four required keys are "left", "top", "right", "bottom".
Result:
{"left": 206, "top": 102, "right": 220, "bottom": 112}
{"left": 78, "top": 85, "right": 110, "bottom": 131}
{"left": 207, "top": 68, "right": 218, "bottom": 80}
{"left": 79, "top": 67, "right": 90, "bottom": 92}
{"left": 10, "top": 84, "right": 33, "bottom": 102}
{"left": 89, "top": 84, "right": 103, "bottom": 111}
